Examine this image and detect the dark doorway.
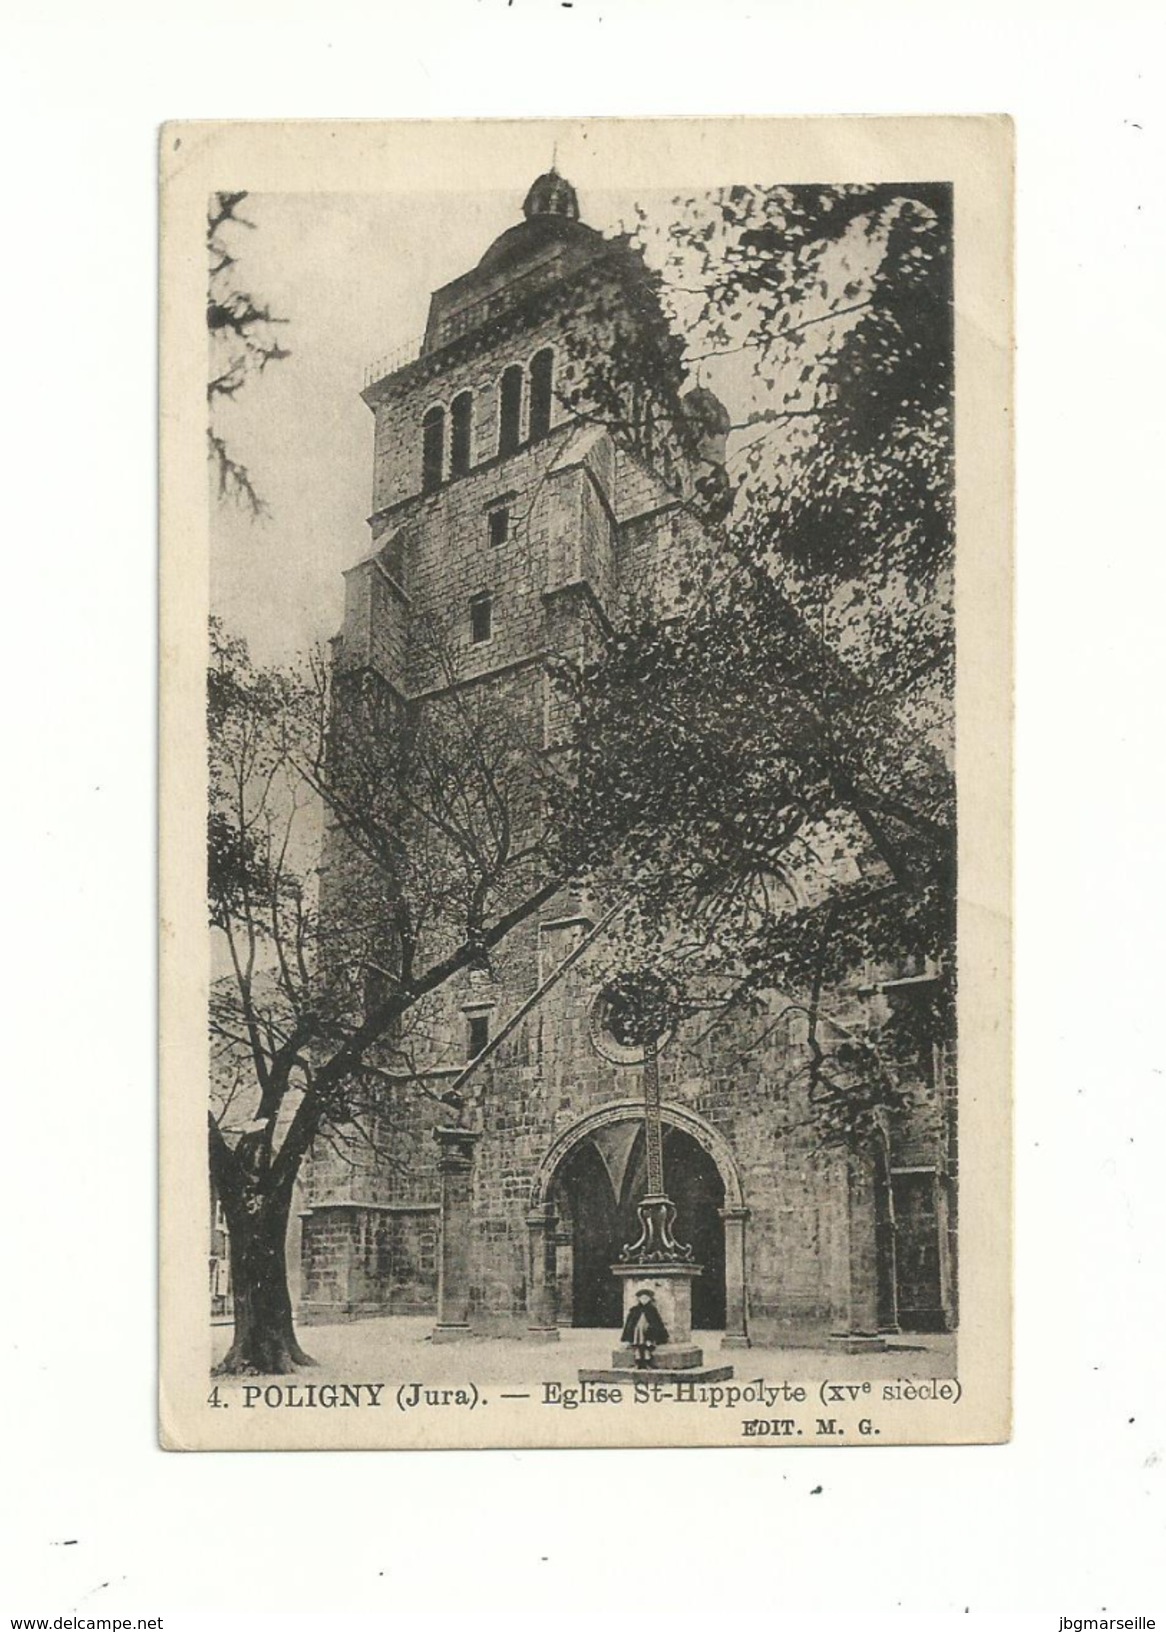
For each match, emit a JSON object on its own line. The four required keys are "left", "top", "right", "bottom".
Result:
{"left": 552, "top": 1123, "right": 727, "bottom": 1331}
{"left": 555, "top": 1139, "right": 622, "bottom": 1327}
{"left": 892, "top": 1170, "right": 946, "bottom": 1332}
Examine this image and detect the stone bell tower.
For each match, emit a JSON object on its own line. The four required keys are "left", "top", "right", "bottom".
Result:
{"left": 334, "top": 167, "right": 693, "bottom": 707}
{"left": 299, "top": 170, "right": 735, "bottom": 1329}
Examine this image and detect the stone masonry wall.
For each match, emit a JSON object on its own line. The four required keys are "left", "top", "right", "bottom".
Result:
{"left": 447, "top": 936, "right": 947, "bottom": 1337}
{"left": 469, "top": 885, "right": 938, "bottom": 1335}
{"left": 370, "top": 276, "right": 619, "bottom": 516}
{"left": 300, "top": 1203, "right": 439, "bottom": 1321}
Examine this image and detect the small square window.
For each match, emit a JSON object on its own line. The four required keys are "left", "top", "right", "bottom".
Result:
{"left": 468, "top": 1014, "right": 489, "bottom": 1058}
{"left": 488, "top": 507, "right": 509, "bottom": 548}
{"left": 470, "top": 592, "right": 492, "bottom": 645}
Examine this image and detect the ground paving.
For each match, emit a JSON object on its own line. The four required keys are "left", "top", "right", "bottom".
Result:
{"left": 212, "top": 1315, "right": 956, "bottom": 1388}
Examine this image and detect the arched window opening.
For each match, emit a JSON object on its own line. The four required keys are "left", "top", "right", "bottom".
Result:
{"left": 499, "top": 366, "right": 523, "bottom": 457}
{"left": 450, "top": 391, "right": 473, "bottom": 477}
{"left": 529, "top": 348, "right": 554, "bottom": 442}
{"left": 421, "top": 405, "right": 445, "bottom": 494}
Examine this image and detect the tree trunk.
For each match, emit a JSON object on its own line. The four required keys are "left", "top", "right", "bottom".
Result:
{"left": 214, "top": 1189, "right": 315, "bottom": 1376}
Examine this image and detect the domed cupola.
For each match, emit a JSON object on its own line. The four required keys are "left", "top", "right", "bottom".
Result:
{"left": 471, "top": 166, "right": 598, "bottom": 278}
{"left": 522, "top": 168, "right": 580, "bottom": 222}
{"left": 422, "top": 165, "right": 605, "bottom": 353}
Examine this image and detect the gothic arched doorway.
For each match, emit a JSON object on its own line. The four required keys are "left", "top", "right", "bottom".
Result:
{"left": 549, "top": 1122, "right": 727, "bottom": 1331}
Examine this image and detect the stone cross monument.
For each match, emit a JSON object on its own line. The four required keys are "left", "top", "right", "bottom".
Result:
{"left": 579, "top": 1001, "right": 733, "bottom": 1386}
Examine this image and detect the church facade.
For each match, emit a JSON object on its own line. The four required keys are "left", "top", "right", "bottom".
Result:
{"left": 298, "top": 171, "right": 957, "bottom": 1347}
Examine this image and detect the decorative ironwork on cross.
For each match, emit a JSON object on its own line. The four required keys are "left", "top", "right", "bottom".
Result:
{"left": 620, "top": 1035, "right": 695, "bottom": 1267}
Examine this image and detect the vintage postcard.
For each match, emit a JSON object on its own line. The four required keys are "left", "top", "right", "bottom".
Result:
{"left": 160, "top": 116, "right": 1012, "bottom": 1450}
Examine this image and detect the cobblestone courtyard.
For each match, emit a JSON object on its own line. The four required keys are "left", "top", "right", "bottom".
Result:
{"left": 212, "top": 1316, "right": 956, "bottom": 1388}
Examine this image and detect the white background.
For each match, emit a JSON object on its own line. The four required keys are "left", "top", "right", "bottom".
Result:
{"left": 2, "top": 2, "right": 1163, "bottom": 1627}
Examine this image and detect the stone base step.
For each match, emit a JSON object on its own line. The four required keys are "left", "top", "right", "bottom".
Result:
{"left": 828, "top": 1333, "right": 889, "bottom": 1353}
{"left": 609, "top": 1344, "right": 703, "bottom": 1370}
{"left": 579, "top": 1365, "right": 735, "bottom": 1385}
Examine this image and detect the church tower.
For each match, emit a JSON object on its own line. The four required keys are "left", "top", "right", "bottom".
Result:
{"left": 298, "top": 171, "right": 955, "bottom": 1346}
{"left": 337, "top": 166, "right": 698, "bottom": 707}
{"left": 299, "top": 170, "right": 726, "bottom": 1325}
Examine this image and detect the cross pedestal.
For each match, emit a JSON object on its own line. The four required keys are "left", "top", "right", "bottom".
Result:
{"left": 578, "top": 1259, "right": 734, "bottom": 1384}
{"left": 603, "top": 1262, "right": 714, "bottom": 1374}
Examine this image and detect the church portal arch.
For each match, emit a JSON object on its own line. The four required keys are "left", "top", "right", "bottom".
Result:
{"left": 528, "top": 1101, "right": 748, "bottom": 1338}
{"left": 531, "top": 1099, "right": 744, "bottom": 1211}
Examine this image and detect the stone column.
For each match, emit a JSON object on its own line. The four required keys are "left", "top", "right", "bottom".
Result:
{"left": 831, "top": 1141, "right": 888, "bottom": 1353}
{"left": 525, "top": 1203, "right": 560, "bottom": 1341}
{"left": 431, "top": 1127, "right": 480, "bottom": 1343}
{"left": 720, "top": 1205, "right": 751, "bottom": 1349}
{"left": 875, "top": 1159, "right": 900, "bottom": 1334}
{"left": 554, "top": 1229, "right": 574, "bottom": 1327}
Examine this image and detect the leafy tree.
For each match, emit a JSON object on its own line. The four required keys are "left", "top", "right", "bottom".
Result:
{"left": 207, "top": 617, "right": 574, "bottom": 1373}
{"left": 557, "top": 182, "right": 955, "bottom": 1148}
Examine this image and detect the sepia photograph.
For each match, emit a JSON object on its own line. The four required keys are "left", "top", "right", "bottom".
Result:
{"left": 11, "top": 0, "right": 1166, "bottom": 1618}
{"left": 161, "top": 117, "right": 1011, "bottom": 1450}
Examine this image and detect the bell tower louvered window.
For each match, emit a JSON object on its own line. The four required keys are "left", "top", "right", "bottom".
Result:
{"left": 529, "top": 348, "right": 554, "bottom": 442}
{"left": 499, "top": 366, "right": 523, "bottom": 457}
{"left": 451, "top": 391, "right": 473, "bottom": 477}
{"left": 421, "top": 405, "right": 445, "bottom": 494}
